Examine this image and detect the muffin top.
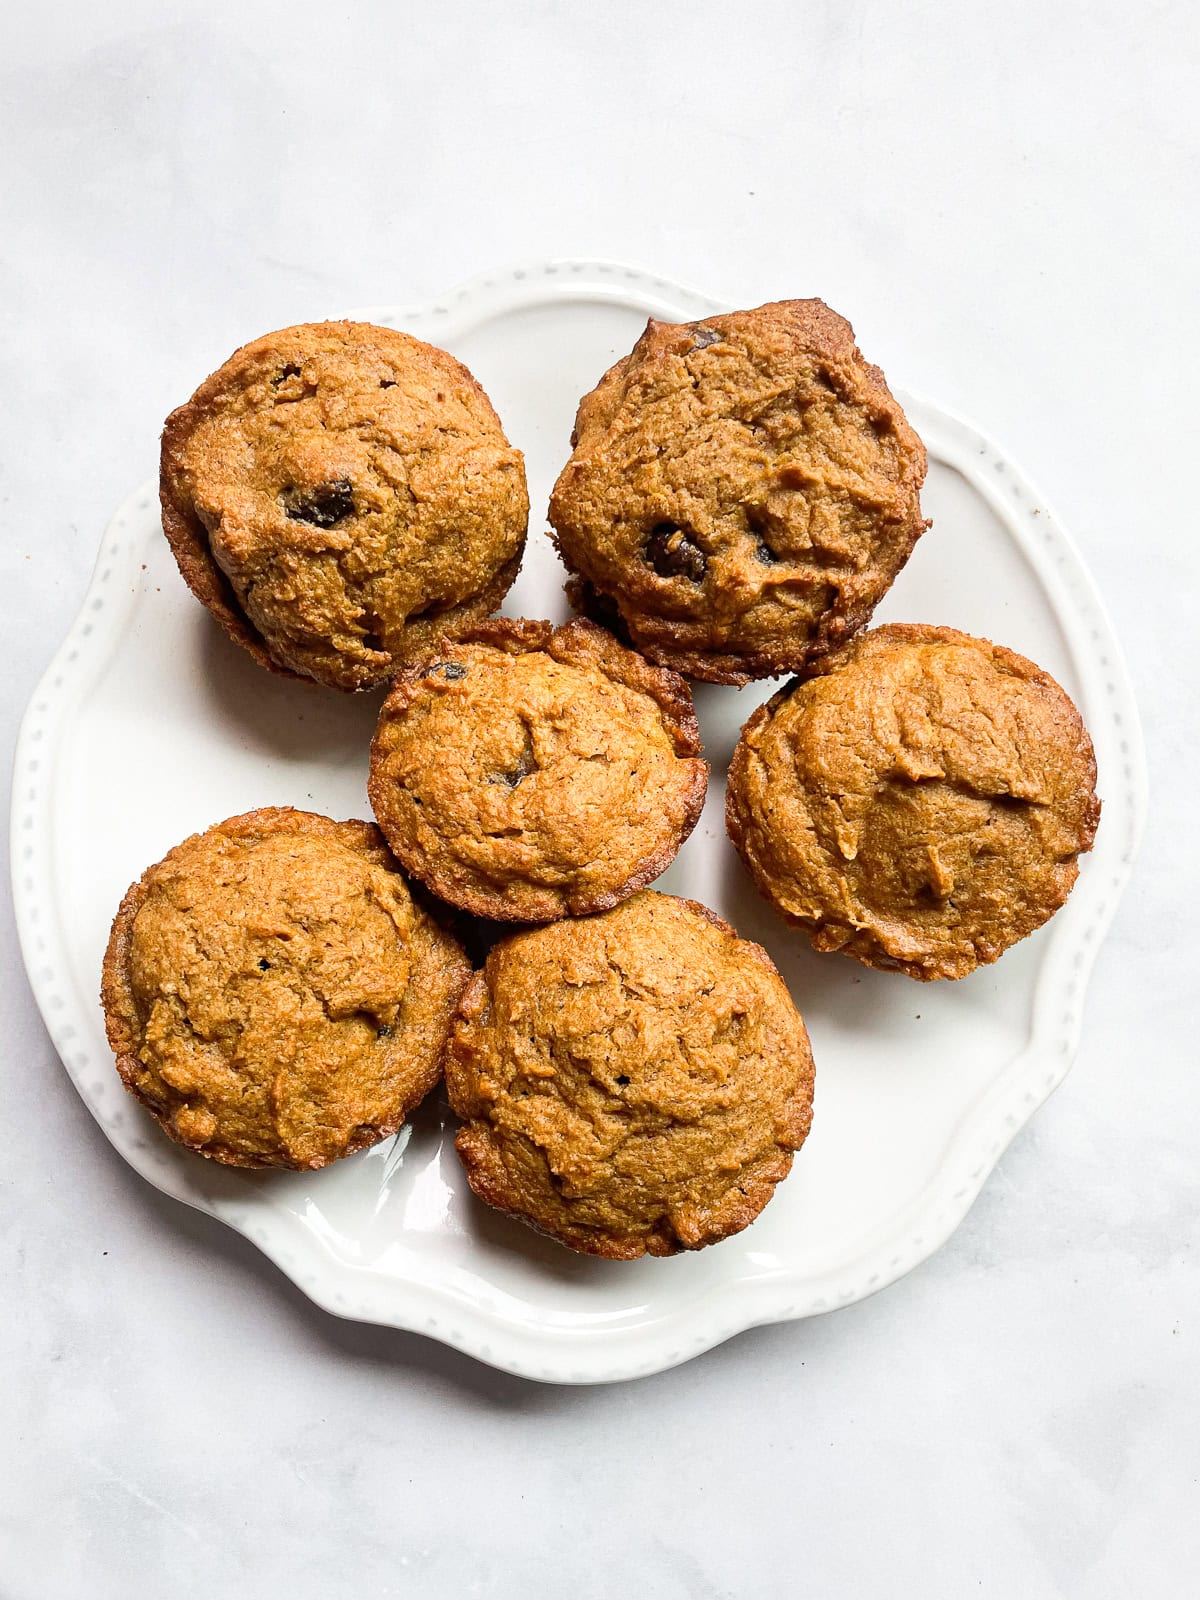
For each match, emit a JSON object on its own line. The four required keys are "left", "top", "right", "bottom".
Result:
{"left": 548, "top": 299, "right": 927, "bottom": 684}
{"left": 444, "top": 891, "right": 815, "bottom": 1258}
{"left": 101, "top": 808, "right": 471, "bottom": 1168}
{"left": 726, "top": 625, "right": 1101, "bottom": 980}
{"left": 367, "top": 618, "right": 709, "bottom": 922}
{"left": 160, "top": 321, "right": 528, "bottom": 690}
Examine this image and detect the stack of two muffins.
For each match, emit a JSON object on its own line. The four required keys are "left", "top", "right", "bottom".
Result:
{"left": 103, "top": 302, "right": 1098, "bottom": 1260}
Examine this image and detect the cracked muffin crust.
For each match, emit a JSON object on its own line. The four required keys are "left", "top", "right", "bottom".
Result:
{"left": 443, "top": 891, "right": 815, "bottom": 1258}
{"left": 726, "top": 625, "right": 1101, "bottom": 980}
{"left": 101, "top": 807, "right": 471, "bottom": 1168}
{"left": 160, "top": 321, "right": 529, "bottom": 690}
{"left": 367, "top": 618, "right": 709, "bottom": 922}
{"left": 548, "top": 299, "right": 928, "bottom": 684}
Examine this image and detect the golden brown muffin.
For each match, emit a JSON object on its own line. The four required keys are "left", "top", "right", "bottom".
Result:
{"left": 726, "top": 625, "right": 1101, "bottom": 980}
{"left": 367, "top": 618, "right": 709, "bottom": 922}
{"left": 548, "top": 299, "right": 927, "bottom": 684}
{"left": 101, "top": 807, "right": 471, "bottom": 1168}
{"left": 444, "top": 891, "right": 815, "bottom": 1258}
{"left": 160, "top": 321, "right": 529, "bottom": 690}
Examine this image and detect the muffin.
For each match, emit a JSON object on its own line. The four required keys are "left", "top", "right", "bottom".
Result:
{"left": 548, "top": 299, "right": 927, "bottom": 684}
{"left": 444, "top": 891, "right": 815, "bottom": 1258}
{"left": 160, "top": 321, "right": 529, "bottom": 690}
{"left": 726, "top": 625, "right": 1101, "bottom": 980}
{"left": 367, "top": 618, "right": 708, "bottom": 922}
{"left": 101, "top": 807, "right": 471, "bottom": 1168}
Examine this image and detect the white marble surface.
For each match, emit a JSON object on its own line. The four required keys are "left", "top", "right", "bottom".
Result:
{"left": 1, "top": 3, "right": 1194, "bottom": 1595}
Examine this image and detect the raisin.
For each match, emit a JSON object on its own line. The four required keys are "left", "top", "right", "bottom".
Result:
{"left": 427, "top": 661, "right": 466, "bottom": 681}
{"left": 690, "top": 325, "right": 723, "bottom": 350}
{"left": 646, "top": 522, "right": 707, "bottom": 582}
{"left": 283, "top": 479, "right": 355, "bottom": 528}
{"left": 505, "top": 752, "right": 536, "bottom": 787}
{"left": 745, "top": 504, "right": 781, "bottom": 564}
{"left": 493, "top": 724, "right": 537, "bottom": 788}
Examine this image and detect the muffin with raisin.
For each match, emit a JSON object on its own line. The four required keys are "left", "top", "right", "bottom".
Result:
{"left": 549, "top": 299, "right": 927, "bottom": 684}
{"left": 368, "top": 618, "right": 708, "bottom": 922}
{"left": 161, "top": 321, "right": 528, "bottom": 690}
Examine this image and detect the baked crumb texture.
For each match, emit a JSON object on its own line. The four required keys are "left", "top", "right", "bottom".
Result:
{"left": 101, "top": 808, "right": 471, "bottom": 1168}
{"left": 444, "top": 891, "right": 815, "bottom": 1257}
{"left": 160, "top": 321, "right": 529, "bottom": 690}
{"left": 726, "top": 624, "right": 1100, "bottom": 980}
{"left": 549, "top": 299, "right": 928, "bottom": 684}
{"left": 368, "top": 617, "right": 709, "bottom": 922}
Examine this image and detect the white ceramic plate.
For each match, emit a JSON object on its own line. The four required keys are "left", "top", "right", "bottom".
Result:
{"left": 12, "top": 262, "right": 1146, "bottom": 1384}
